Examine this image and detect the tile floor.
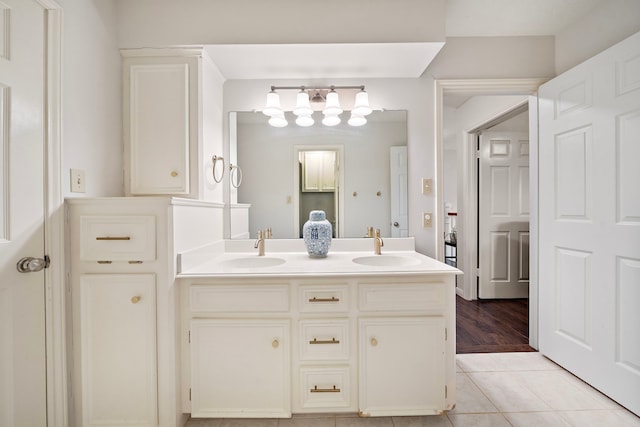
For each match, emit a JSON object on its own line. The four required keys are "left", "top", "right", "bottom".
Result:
{"left": 185, "top": 352, "right": 640, "bottom": 427}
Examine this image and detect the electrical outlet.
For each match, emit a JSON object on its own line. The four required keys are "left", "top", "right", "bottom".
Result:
{"left": 422, "top": 178, "right": 433, "bottom": 194}
{"left": 422, "top": 212, "right": 433, "bottom": 228}
{"left": 70, "top": 169, "right": 86, "bottom": 193}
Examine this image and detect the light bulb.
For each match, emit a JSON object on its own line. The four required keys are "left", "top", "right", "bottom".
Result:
{"left": 293, "top": 91, "right": 313, "bottom": 116}
{"left": 296, "top": 114, "right": 314, "bottom": 127}
{"left": 263, "top": 90, "right": 282, "bottom": 117}
{"left": 352, "top": 90, "right": 372, "bottom": 116}
{"left": 322, "top": 90, "right": 343, "bottom": 116}
{"left": 348, "top": 113, "right": 367, "bottom": 126}
{"left": 268, "top": 113, "right": 288, "bottom": 127}
{"left": 322, "top": 114, "right": 341, "bottom": 126}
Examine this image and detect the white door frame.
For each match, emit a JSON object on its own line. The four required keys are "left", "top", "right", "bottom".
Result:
{"left": 37, "top": 1, "right": 67, "bottom": 426}
{"left": 435, "top": 78, "right": 546, "bottom": 349}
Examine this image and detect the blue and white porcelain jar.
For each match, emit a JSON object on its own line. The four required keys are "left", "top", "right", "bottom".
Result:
{"left": 302, "top": 210, "right": 332, "bottom": 258}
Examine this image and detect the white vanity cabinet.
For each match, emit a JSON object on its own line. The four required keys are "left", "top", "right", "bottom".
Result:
{"left": 185, "top": 283, "right": 292, "bottom": 418}
{"left": 121, "top": 47, "right": 223, "bottom": 199}
{"left": 180, "top": 273, "right": 456, "bottom": 419}
{"left": 67, "top": 198, "right": 169, "bottom": 427}
{"left": 67, "top": 197, "right": 222, "bottom": 427}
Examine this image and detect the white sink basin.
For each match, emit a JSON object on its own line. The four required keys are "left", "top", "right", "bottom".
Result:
{"left": 224, "top": 256, "right": 286, "bottom": 269}
{"left": 352, "top": 255, "right": 421, "bottom": 267}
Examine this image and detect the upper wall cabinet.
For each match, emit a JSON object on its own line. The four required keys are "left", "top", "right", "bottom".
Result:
{"left": 121, "top": 48, "right": 224, "bottom": 200}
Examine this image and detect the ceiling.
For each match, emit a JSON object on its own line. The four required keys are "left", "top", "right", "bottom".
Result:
{"left": 205, "top": 0, "right": 603, "bottom": 81}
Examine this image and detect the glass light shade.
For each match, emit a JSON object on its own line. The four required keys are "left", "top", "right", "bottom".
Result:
{"left": 268, "top": 113, "right": 288, "bottom": 127}
{"left": 322, "top": 114, "right": 341, "bottom": 126}
{"left": 263, "top": 91, "right": 282, "bottom": 116}
{"left": 295, "top": 114, "right": 314, "bottom": 127}
{"left": 293, "top": 91, "right": 313, "bottom": 116}
{"left": 322, "top": 91, "right": 343, "bottom": 115}
{"left": 348, "top": 113, "right": 367, "bottom": 126}
{"left": 352, "top": 90, "right": 373, "bottom": 116}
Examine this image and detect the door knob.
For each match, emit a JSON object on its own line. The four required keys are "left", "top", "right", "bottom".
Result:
{"left": 393, "top": 222, "right": 399, "bottom": 227}
{"left": 16, "top": 256, "right": 50, "bottom": 273}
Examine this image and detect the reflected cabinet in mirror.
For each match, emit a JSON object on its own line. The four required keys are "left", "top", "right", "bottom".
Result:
{"left": 231, "top": 110, "right": 408, "bottom": 239}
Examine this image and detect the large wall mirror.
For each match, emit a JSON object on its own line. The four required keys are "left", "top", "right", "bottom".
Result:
{"left": 230, "top": 110, "right": 408, "bottom": 239}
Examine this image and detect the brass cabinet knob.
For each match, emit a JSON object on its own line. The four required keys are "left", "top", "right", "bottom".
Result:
{"left": 170, "top": 171, "right": 178, "bottom": 177}
{"left": 370, "top": 337, "right": 378, "bottom": 347}
{"left": 272, "top": 339, "right": 280, "bottom": 349}
{"left": 131, "top": 296, "right": 141, "bottom": 304}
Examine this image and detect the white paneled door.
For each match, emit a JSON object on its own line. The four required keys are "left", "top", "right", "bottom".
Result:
{"left": 478, "top": 132, "right": 530, "bottom": 298}
{"left": 0, "top": 1, "right": 47, "bottom": 426}
{"left": 390, "top": 146, "right": 408, "bottom": 237}
{"left": 539, "top": 31, "right": 640, "bottom": 416}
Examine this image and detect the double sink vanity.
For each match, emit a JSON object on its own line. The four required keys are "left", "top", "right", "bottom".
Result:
{"left": 178, "top": 237, "right": 459, "bottom": 419}
{"left": 66, "top": 198, "right": 459, "bottom": 426}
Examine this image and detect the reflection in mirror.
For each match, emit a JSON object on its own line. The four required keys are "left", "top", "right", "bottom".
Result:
{"left": 233, "top": 110, "right": 408, "bottom": 239}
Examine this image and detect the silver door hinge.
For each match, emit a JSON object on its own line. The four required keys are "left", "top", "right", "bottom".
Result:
{"left": 188, "top": 330, "right": 191, "bottom": 343}
{"left": 189, "top": 388, "right": 191, "bottom": 401}
{"left": 445, "top": 385, "right": 448, "bottom": 398}
{"left": 445, "top": 328, "right": 448, "bottom": 341}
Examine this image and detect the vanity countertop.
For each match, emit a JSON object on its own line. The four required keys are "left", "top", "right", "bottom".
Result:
{"left": 177, "top": 238, "right": 461, "bottom": 278}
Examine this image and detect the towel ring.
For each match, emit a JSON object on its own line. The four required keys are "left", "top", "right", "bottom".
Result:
{"left": 230, "top": 164, "right": 243, "bottom": 188}
{"left": 212, "top": 155, "right": 225, "bottom": 183}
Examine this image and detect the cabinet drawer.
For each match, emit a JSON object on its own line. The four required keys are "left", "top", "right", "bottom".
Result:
{"left": 299, "top": 366, "right": 351, "bottom": 410}
{"left": 299, "top": 285, "right": 349, "bottom": 313}
{"left": 299, "top": 319, "right": 349, "bottom": 361}
{"left": 80, "top": 215, "right": 156, "bottom": 262}
{"left": 190, "top": 284, "right": 289, "bottom": 313}
{"left": 359, "top": 282, "right": 446, "bottom": 312}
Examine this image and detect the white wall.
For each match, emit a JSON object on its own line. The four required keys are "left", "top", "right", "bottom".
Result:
{"left": 61, "top": 0, "right": 122, "bottom": 197}
{"left": 555, "top": 0, "right": 640, "bottom": 74}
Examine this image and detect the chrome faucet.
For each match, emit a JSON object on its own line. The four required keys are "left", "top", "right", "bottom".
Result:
{"left": 374, "top": 228, "right": 384, "bottom": 255}
{"left": 254, "top": 229, "right": 265, "bottom": 256}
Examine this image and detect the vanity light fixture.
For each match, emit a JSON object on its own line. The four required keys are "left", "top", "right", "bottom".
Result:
{"left": 263, "top": 85, "right": 372, "bottom": 127}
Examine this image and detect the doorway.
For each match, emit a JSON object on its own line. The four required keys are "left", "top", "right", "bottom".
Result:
{"left": 435, "top": 78, "right": 544, "bottom": 350}
{"left": 293, "top": 145, "right": 344, "bottom": 238}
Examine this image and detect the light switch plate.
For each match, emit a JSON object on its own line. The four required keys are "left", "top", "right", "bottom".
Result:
{"left": 70, "top": 169, "right": 85, "bottom": 193}
{"left": 422, "top": 212, "right": 432, "bottom": 228}
{"left": 422, "top": 178, "right": 433, "bottom": 194}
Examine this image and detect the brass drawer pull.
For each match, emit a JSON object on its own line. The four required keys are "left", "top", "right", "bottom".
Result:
{"left": 309, "top": 338, "right": 340, "bottom": 345}
{"left": 128, "top": 260, "right": 143, "bottom": 264}
{"left": 97, "top": 260, "right": 112, "bottom": 264}
{"left": 311, "top": 385, "right": 340, "bottom": 393}
{"left": 131, "top": 296, "right": 141, "bottom": 304}
{"left": 96, "top": 236, "right": 131, "bottom": 241}
{"left": 308, "top": 296, "right": 339, "bottom": 303}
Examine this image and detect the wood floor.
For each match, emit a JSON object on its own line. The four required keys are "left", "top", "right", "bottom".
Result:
{"left": 456, "top": 295, "right": 535, "bottom": 354}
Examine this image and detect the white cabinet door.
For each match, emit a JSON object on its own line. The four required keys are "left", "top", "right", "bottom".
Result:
{"left": 190, "top": 319, "right": 291, "bottom": 418}
{"left": 79, "top": 274, "right": 157, "bottom": 427}
{"left": 301, "top": 151, "right": 336, "bottom": 192}
{"left": 359, "top": 317, "right": 446, "bottom": 416}
{"left": 122, "top": 51, "right": 199, "bottom": 196}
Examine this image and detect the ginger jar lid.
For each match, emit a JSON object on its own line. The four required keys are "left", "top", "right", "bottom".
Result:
{"left": 309, "top": 210, "right": 326, "bottom": 221}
